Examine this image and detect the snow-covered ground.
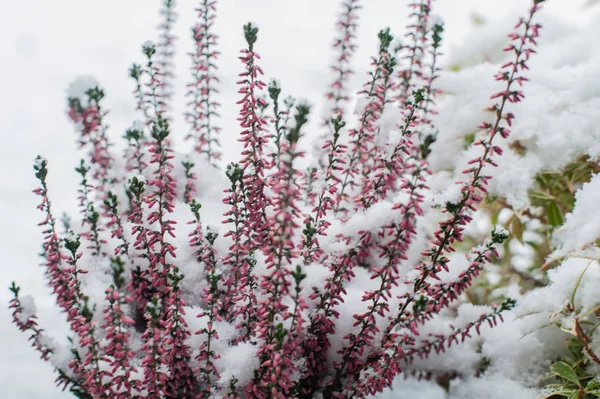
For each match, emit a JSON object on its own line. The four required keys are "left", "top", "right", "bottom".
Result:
{"left": 0, "top": 1, "right": 594, "bottom": 397}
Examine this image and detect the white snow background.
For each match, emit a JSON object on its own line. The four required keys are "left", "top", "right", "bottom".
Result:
{"left": 0, "top": 1, "right": 596, "bottom": 398}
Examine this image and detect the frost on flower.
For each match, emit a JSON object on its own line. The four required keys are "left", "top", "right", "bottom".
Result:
{"left": 66, "top": 75, "right": 100, "bottom": 106}
{"left": 16, "top": 294, "right": 37, "bottom": 323}
{"left": 492, "top": 225, "right": 509, "bottom": 243}
{"left": 131, "top": 120, "right": 145, "bottom": 132}
{"left": 33, "top": 155, "right": 47, "bottom": 169}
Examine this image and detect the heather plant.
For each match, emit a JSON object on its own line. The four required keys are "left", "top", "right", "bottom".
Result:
{"left": 8, "top": 0, "right": 550, "bottom": 398}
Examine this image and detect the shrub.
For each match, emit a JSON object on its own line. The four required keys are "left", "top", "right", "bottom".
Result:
{"left": 8, "top": 0, "right": 546, "bottom": 397}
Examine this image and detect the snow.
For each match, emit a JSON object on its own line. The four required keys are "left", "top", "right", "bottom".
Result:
{"left": 131, "top": 120, "right": 145, "bottom": 132}
{"left": 16, "top": 294, "right": 37, "bottom": 324}
{"left": 66, "top": 75, "right": 100, "bottom": 105}
{"left": 550, "top": 173, "right": 600, "bottom": 260}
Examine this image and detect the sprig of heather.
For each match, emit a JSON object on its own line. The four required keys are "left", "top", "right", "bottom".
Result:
{"left": 325, "top": 0, "right": 362, "bottom": 119}
{"left": 221, "top": 163, "right": 259, "bottom": 341}
{"left": 248, "top": 105, "right": 310, "bottom": 398}
{"left": 140, "top": 297, "right": 169, "bottom": 398}
{"left": 105, "top": 191, "right": 132, "bottom": 259}
{"left": 123, "top": 121, "right": 147, "bottom": 176}
{"left": 396, "top": 0, "right": 433, "bottom": 106}
{"left": 237, "top": 23, "right": 270, "bottom": 248}
{"left": 101, "top": 258, "right": 141, "bottom": 397}
{"left": 403, "top": 298, "right": 516, "bottom": 362}
{"left": 31, "top": 158, "right": 70, "bottom": 309}
{"left": 314, "top": 0, "right": 361, "bottom": 168}
{"left": 144, "top": 116, "right": 177, "bottom": 294}
{"left": 142, "top": 115, "right": 196, "bottom": 396}
{"left": 418, "top": 22, "right": 443, "bottom": 159}
{"left": 354, "top": 227, "right": 509, "bottom": 396}
{"left": 408, "top": 227, "right": 509, "bottom": 329}
{"left": 126, "top": 176, "right": 154, "bottom": 324}
{"left": 129, "top": 63, "right": 152, "bottom": 122}
{"left": 142, "top": 42, "right": 167, "bottom": 120}
{"left": 359, "top": 89, "right": 425, "bottom": 208}
{"left": 182, "top": 157, "right": 197, "bottom": 204}
{"left": 186, "top": 0, "right": 222, "bottom": 164}
{"left": 68, "top": 85, "right": 115, "bottom": 197}
{"left": 164, "top": 266, "right": 196, "bottom": 398}
{"left": 9, "top": 281, "right": 90, "bottom": 396}
{"left": 62, "top": 234, "right": 113, "bottom": 398}
{"left": 302, "top": 115, "right": 346, "bottom": 266}
{"left": 75, "top": 159, "right": 106, "bottom": 257}
{"left": 267, "top": 80, "right": 288, "bottom": 166}
{"left": 156, "top": 0, "right": 178, "bottom": 112}
{"left": 8, "top": 283, "right": 53, "bottom": 361}
{"left": 335, "top": 28, "right": 396, "bottom": 215}
{"left": 353, "top": 298, "right": 516, "bottom": 397}
{"left": 194, "top": 225, "right": 223, "bottom": 398}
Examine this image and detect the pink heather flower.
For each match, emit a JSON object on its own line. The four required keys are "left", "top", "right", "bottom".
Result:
{"left": 101, "top": 268, "right": 141, "bottom": 398}
{"left": 313, "top": 0, "right": 362, "bottom": 169}
{"left": 220, "top": 163, "right": 259, "bottom": 341}
{"left": 67, "top": 84, "right": 115, "bottom": 201}
{"left": 194, "top": 224, "right": 224, "bottom": 398}
{"left": 396, "top": 0, "right": 433, "bottom": 106}
{"left": 140, "top": 298, "right": 170, "bottom": 398}
{"left": 124, "top": 121, "right": 148, "bottom": 177}
{"left": 75, "top": 159, "right": 107, "bottom": 257}
{"left": 8, "top": 284, "right": 53, "bottom": 362}
{"left": 359, "top": 90, "right": 424, "bottom": 208}
{"left": 302, "top": 115, "right": 347, "bottom": 265}
{"left": 156, "top": 0, "right": 178, "bottom": 115}
{"left": 417, "top": 21, "right": 444, "bottom": 156}
{"left": 325, "top": 0, "right": 362, "bottom": 119}
{"left": 236, "top": 23, "right": 270, "bottom": 250}
{"left": 182, "top": 157, "right": 197, "bottom": 204}
{"left": 143, "top": 115, "right": 197, "bottom": 397}
{"left": 186, "top": 0, "right": 222, "bottom": 165}
{"left": 163, "top": 267, "right": 196, "bottom": 398}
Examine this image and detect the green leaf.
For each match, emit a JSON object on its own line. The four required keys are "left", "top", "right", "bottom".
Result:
{"left": 567, "top": 391, "right": 580, "bottom": 399}
{"left": 570, "top": 263, "right": 591, "bottom": 307}
{"left": 539, "top": 387, "right": 576, "bottom": 399}
{"left": 587, "top": 388, "right": 600, "bottom": 397}
{"left": 547, "top": 201, "right": 565, "bottom": 227}
{"left": 551, "top": 361, "right": 580, "bottom": 386}
{"left": 586, "top": 378, "right": 600, "bottom": 391}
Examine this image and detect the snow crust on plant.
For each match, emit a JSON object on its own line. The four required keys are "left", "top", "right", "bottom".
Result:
{"left": 16, "top": 294, "right": 36, "bottom": 323}
{"left": 33, "top": 155, "right": 47, "bottom": 169}
{"left": 550, "top": 173, "right": 600, "bottom": 259}
{"left": 131, "top": 120, "right": 145, "bottom": 132}
{"left": 66, "top": 75, "right": 100, "bottom": 106}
